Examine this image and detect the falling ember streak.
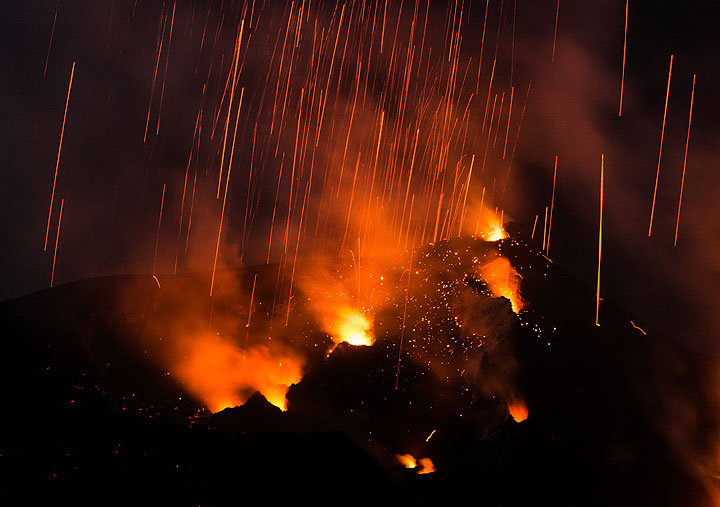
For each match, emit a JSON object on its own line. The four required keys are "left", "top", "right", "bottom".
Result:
{"left": 502, "top": 81, "right": 531, "bottom": 199}
{"left": 619, "top": 0, "right": 629, "bottom": 116}
{"left": 210, "top": 87, "right": 245, "bottom": 297}
{"left": 502, "top": 86, "right": 514, "bottom": 159}
{"left": 143, "top": 14, "right": 165, "bottom": 143}
{"left": 648, "top": 54, "right": 673, "bottom": 237}
{"left": 546, "top": 156, "right": 557, "bottom": 256}
{"left": 531, "top": 214, "right": 539, "bottom": 240}
{"left": 596, "top": 154, "right": 604, "bottom": 327}
{"left": 217, "top": 23, "right": 244, "bottom": 199}
{"left": 243, "top": 273, "right": 258, "bottom": 364}
{"left": 674, "top": 74, "right": 695, "bottom": 247}
{"left": 426, "top": 429, "right": 436, "bottom": 442}
{"left": 542, "top": 206, "right": 548, "bottom": 252}
{"left": 551, "top": 0, "right": 559, "bottom": 63}
{"left": 155, "top": 1, "right": 176, "bottom": 137}
{"left": 45, "top": 61, "right": 75, "bottom": 251}
{"left": 152, "top": 275, "right": 161, "bottom": 289}
{"left": 43, "top": 0, "right": 61, "bottom": 79}
{"left": 630, "top": 320, "right": 647, "bottom": 335}
{"left": 152, "top": 184, "right": 166, "bottom": 275}
{"left": 50, "top": 198, "right": 64, "bottom": 287}
{"left": 476, "top": 0, "right": 490, "bottom": 92}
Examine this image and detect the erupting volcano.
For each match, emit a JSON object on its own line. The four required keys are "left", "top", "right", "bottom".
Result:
{"left": 3, "top": 0, "right": 720, "bottom": 505}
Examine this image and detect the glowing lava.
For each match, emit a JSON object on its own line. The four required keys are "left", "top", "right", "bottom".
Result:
{"left": 397, "top": 454, "right": 417, "bottom": 469}
{"left": 485, "top": 225, "right": 507, "bottom": 242}
{"left": 172, "top": 334, "right": 304, "bottom": 412}
{"left": 478, "top": 257, "right": 524, "bottom": 313}
{"left": 396, "top": 453, "right": 436, "bottom": 474}
{"left": 508, "top": 400, "right": 529, "bottom": 422}
{"left": 328, "top": 306, "right": 374, "bottom": 347}
{"left": 417, "top": 458, "right": 436, "bottom": 474}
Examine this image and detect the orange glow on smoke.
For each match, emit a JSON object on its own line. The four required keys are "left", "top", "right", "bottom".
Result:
{"left": 479, "top": 257, "right": 524, "bottom": 313}
{"left": 327, "top": 306, "right": 374, "bottom": 347}
{"left": 173, "top": 334, "right": 304, "bottom": 412}
{"left": 417, "top": 458, "right": 436, "bottom": 474}
{"left": 396, "top": 454, "right": 436, "bottom": 474}
{"left": 508, "top": 400, "right": 529, "bottom": 422}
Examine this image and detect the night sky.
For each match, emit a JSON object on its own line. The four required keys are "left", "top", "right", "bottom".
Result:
{"left": 2, "top": 0, "right": 719, "bottom": 353}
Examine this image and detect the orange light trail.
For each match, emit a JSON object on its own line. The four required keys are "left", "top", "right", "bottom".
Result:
{"left": 43, "top": 0, "right": 61, "bottom": 79}
{"left": 502, "top": 81, "right": 531, "bottom": 199}
{"left": 50, "top": 198, "right": 64, "bottom": 287}
{"left": 552, "top": 0, "right": 560, "bottom": 63}
{"left": 648, "top": 54, "right": 673, "bottom": 237}
{"left": 630, "top": 320, "right": 647, "bottom": 335}
{"left": 152, "top": 183, "right": 166, "bottom": 275}
{"left": 619, "top": 0, "right": 628, "bottom": 116}
{"left": 596, "top": 154, "right": 604, "bottom": 327}
{"left": 531, "top": 213, "right": 539, "bottom": 240}
{"left": 674, "top": 74, "right": 695, "bottom": 247}
{"left": 546, "top": 155, "right": 557, "bottom": 256}
{"left": 211, "top": 87, "right": 245, "bottom": 297}
{"left": 45, "top": 61, "right": 75, "bottom": 251}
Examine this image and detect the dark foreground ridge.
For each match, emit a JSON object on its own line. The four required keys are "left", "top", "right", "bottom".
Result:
{"left": 4, "top": 234, "right": 718, "bottom": 505}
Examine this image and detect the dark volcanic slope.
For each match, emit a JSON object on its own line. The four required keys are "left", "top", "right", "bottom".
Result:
{"left": 5, "top": 235, "right": 718, "bottom": 504}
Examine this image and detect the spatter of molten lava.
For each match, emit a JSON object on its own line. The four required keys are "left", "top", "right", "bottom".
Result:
{"left": 172, "top": 333, "right": 304, "bottom": 412}
{"left": 396, "top": 454, "right": 436, "bottom": 474}
{"left": 478, "top": 257, "right": 524, "bottom": 313}
{"left": 508, "top": 399, "right": 529, "bottom": 423}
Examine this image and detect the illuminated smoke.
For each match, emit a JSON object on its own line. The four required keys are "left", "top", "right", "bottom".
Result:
{"left": 172, "top": 334, "right": 304, "bottom": 412}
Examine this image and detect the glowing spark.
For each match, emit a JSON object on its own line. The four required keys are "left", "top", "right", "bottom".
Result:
{"left": 542, "top": 206, "right": 548, "bottom": 252}
{"left": 502, "top": 81, "right": 531, "bottom": 199}
{"left": 43, "top": 0, "right": 61, "bottom": 79}
{"left": 596, "top": 154, "right": 604, "bottom": 327}
{"left": 674, "top": 74, "right": 695, "bottom": 247}
{"left": 45, "top": 61, "right": 75, "bottom": 251}
{"left": 619, "top": 0, "right": 629, "bottom": 116}
{"left": 630, "top": 321, "right": 647, "bottom": 335}
{"left": 546, "top": 156, "right": 557, "bottom": 256}
{"left": 152, "top": 184, "right": 166, "bottom": 275}
{"left": 243, "top": 273, "right": 258, "bottom": 364}
{"left": 552, "top": 0, "right": 560, "bottom": 63}
{"left": 211, "top": 87, "right": 245, "bottom": 297}
{"left": 648, "top": 54, "right": 673, "bottom": 237}
{"left": 426, "top": 429, "right": 436, "bottom": 442}
{"left": 152, "top": 275, "right": 161, "bottom": 289}
{"left": 50, "top": 198, "right": 64, "bottom": 287}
